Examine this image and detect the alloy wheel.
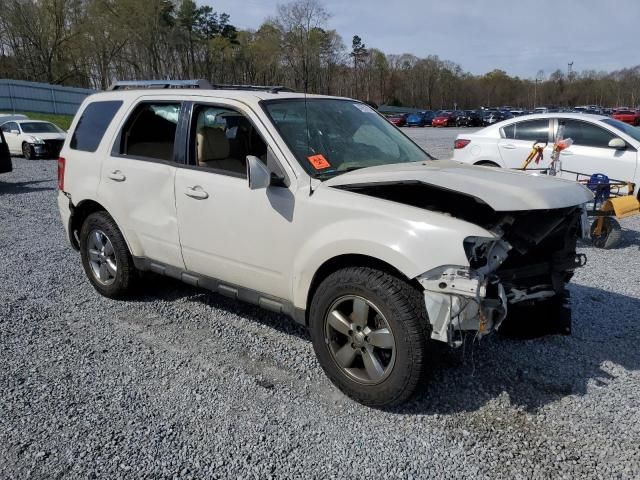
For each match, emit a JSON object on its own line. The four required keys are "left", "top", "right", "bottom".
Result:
{"left": 324, "top": 295, "right": 396, "bottom": 385}
{"left": 86, "top": 229, "right": 117, "bottom": 286}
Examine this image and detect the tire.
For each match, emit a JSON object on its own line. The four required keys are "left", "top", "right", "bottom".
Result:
{"left": 309, "top": 267, "right": 430, "bottom": 408}
{"left": 79, "top": 211, "right": 137, "bottom": 298}
{"left": 590, "top": 216, "right": 622, "bottom": 249}
{"left": 22, "top": 142, "right": 33, "bottom": 160}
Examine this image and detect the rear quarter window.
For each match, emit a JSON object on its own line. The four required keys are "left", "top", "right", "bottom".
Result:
{"left": 70, "top": 101, "right": 123, "bottom": 152}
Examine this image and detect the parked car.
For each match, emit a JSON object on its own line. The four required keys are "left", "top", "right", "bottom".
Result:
{"left": 0, "top": 129, "right": 11, "bottom": 174}
{"left": 0, "top": 119, "right": 66, "bottom": 159}
{"left": 405, "top": 111, "right": 434, "bottom": 127}
{"left": 57, "top": 80, "right": 591, "bottom": 407}
{"left": 431, "top": 111, "right": 455, "bottom": 127}
{"left": 0, "top": 113, "right": 29, "bottom": 122}
{"left": 481, "top": 110, "right": 512, "bottom": 126}
{"left": 457, "top": 110, "right": 483, "bottom": 127}
{"left": 453, "top": 113, "right": 640, "bottom": 196}
{"left": 386, "top": 114, "right": 406, "bottom": 127}
{"left": 611, "top": 109, "right": 640, "bottom": 126}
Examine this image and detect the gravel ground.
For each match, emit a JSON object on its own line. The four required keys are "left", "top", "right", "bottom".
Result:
{"left": 1, "top": 128, "right": 639, "bottom": 479}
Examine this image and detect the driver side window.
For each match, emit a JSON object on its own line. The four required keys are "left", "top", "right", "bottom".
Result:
{"left": 190, "top": 105, "right": 268, "bottom": 178}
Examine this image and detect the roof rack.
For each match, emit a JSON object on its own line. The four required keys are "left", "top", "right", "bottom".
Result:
{"left": 107, "top": 80, "right": 295, "bottom": 94}
{"left": 211, "top": 84, "right": 295, "bottom": 94}
{"left": 107, "top": 79, "right": 213, "bottom": 91}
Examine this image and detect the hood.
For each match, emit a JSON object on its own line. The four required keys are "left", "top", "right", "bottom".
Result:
{"left": 322, "top": 160, "right": 593, "bottom": 211}
{"left": 25, "top": 132, "right": 66, "bottom": 141}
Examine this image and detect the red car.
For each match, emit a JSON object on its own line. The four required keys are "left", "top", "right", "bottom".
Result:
{"left": 432, "top": 112, "right": 454, "bottom": 127}
{"left": 386, "top": 114, "right": 406, "bottom": 127}
{"left": 612, "top": 109, "right": 640, "bottom": 126}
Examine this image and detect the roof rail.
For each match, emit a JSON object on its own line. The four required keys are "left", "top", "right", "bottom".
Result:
{"left": 107, "top": 79, "right": 213, "bottom": 91}
{"left": 211, "top": 84, "right": 295, "bottom": 94}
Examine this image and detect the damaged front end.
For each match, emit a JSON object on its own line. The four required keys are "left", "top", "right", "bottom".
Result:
{"left": 333, "top": 180, "right": 589, "bottom": 345}
{"left": 417, "top": 208, "right": 587, "bottom": 346}
{"left": 417, "top": 237, "right": 511, "bottom": 346}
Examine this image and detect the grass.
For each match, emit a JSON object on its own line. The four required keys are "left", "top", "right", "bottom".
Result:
{"left": 11, "top": 111, "right": 74, "bottom": 130}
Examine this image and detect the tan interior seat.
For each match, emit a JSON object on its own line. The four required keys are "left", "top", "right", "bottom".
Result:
{"left": 196, "top": 126, "right": 245, "bottom": 174}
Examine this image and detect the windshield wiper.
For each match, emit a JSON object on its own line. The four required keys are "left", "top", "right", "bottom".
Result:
{"left": 315, "top": 166, "right": 365, "bottom": 180}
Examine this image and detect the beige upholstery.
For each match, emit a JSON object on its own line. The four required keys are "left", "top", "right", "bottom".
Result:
{"left": 196, "top": 126, "right": 245, "bottom": 174}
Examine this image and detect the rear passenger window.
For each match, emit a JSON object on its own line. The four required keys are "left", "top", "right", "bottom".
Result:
{"left": 503, "top": 119, "right": 549, "bottom": 142}
{"left": 70, "top": 101, "right": 122, "bottom": 152}
{"left": 120, "top": 103, "right": 181, "bottom": 161}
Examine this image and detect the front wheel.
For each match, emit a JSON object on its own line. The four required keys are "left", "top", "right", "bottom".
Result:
{"left": 80, "top": 211, "right": 137, "bottom": 298}
{"left": 309, "top": 267, "right": 430, "bottom": 408}
{"left": 22, "top": 143, "right": 34, "bottom": 160}
{"left": 590, "top": 216, "right": 622, "bottom": 249}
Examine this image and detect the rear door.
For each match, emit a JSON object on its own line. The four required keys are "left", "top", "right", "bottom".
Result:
{"left": 0, "top": 130, "right": 11, "bottom": 173}
{"left": 498, "top": 118, "right": 553, "bottom": 169}
{"left": 555, "top": 118, "right": 638, "bottom": 183}
{"left": 97, "top": 100, "right": 185, "bottom": 269}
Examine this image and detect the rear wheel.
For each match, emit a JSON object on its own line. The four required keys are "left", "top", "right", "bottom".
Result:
{"left": 590, "top": 216, "right": 622, "bottom": 249}
{"left": 80, "top": 211, "right": 137, "bottom": 298}
{"left": 309, "top": 266, "right": 430, "bottom": 408}
{"left": 22, "top": 143, "right": 33, "bottom": 160}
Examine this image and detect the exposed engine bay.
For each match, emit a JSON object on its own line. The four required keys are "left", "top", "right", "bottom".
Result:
{"left": 334, "top": 181, "right": 588, "bottom": 345}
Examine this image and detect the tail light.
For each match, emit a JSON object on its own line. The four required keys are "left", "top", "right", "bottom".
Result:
{"left": 455, "top": 139, "right": 471, "bottom": 149}
{"left": 57, "top": 157, "right": 65, "bottom": 190}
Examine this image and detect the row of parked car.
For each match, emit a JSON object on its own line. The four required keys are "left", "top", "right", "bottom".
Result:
{"left": 387, "top": 110, "right": 516, "bottom": 128}
{"left": 0, "top": 113, "right": 67, "bottom": 159}
{"left": 386, "top": 106, "right": 640, "bottom": 128}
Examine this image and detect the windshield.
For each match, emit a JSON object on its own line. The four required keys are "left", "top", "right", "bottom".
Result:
{"left": 601, "top": 118, "right": 640, "bottom": 142}
{"left": 20, "top": 122, "right": 62, "bottom": 134}
{"left": 263, "top": 99, "right": 432, "bottom": 179}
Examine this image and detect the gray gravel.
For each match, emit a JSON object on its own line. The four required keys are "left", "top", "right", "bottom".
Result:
{"left": 1, "top": 129, "right": 639, "bottom": 479}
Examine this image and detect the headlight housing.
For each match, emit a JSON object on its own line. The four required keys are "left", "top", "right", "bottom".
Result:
{"left": 28, "top": 136, "right": 45, "bottom": 145}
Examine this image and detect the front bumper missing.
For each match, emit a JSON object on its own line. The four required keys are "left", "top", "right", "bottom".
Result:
{"left": 418, "top": 267, "right": 507, "bottom": 347}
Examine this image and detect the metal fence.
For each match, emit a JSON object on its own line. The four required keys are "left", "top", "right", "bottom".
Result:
{"left": 0, "top": 79, "right": 95, "bottom": 116}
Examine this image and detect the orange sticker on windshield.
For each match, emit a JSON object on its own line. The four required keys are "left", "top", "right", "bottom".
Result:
{"left": 307, "top": 154, "right": 331, "bottom": 170}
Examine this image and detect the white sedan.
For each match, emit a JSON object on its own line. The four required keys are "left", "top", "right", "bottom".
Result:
{"left": 453, "top": 113, "right": 640, "bottom": 195}
{"left": 0, "top": 119, "right": 66, "bottom": 159}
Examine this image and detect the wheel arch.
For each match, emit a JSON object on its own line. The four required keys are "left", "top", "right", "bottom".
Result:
{"left": 301, "top": 253, "right": 422, "bottom": 325}
{"left": 69, "top": 200, "right": 130, "bottom": 253}
{"left": 474, "top": 160, "right": 501, "bottom": 167}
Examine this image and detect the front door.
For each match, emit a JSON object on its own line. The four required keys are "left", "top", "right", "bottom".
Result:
{"left": 555, "top": 118, "right": 638, "bottom": 183}
{"left": 175, "top": 103, "right": 296, "bottom": 300}
{"left": 97, "top": 101, "right": 184, "bottom": 269}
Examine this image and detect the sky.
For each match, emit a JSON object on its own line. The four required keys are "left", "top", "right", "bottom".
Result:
{"left": 202, "top": 0, "right": 639, "bottom": 79}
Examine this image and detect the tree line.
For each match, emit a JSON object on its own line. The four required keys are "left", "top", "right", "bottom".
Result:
{"left": 1, "top": 0, "right": 639, "bottom": 109}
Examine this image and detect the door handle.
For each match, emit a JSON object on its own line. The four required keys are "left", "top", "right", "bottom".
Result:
{"left": 560, "top": 150, "right": 574, "bottom": 156}
{"left": 108, "top": 170, "right": 126, "bottom": 182}
{"left": 501, "top": 144, "right": 516, "bottom": 150}
{"left": 184, "top": 186, "right": 209, "bottom": 200}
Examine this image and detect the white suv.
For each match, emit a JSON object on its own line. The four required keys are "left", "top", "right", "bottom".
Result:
{"left": 57, "top": 80, "right": 592, "bottom": 407}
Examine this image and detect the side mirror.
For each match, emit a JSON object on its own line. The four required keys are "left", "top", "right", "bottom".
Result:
{"left": 10, "top": 130, "right": 19, "bottom": 135}
{"left": 246, "top": 155, "right": 272, "bottom": 190}
{"left": 608, "top": 138, "right": 626, "bottom": 150}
